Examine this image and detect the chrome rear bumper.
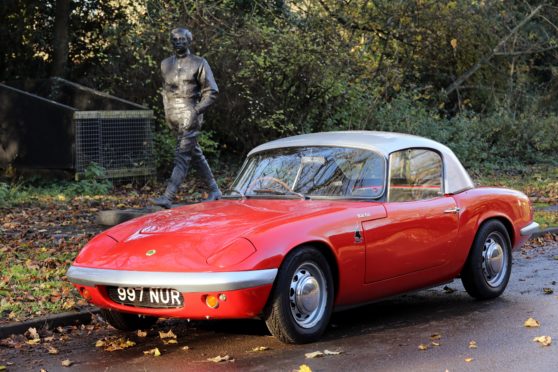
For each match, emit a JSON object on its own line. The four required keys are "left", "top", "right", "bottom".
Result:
{"left": 520, "top": 222, "right": 540, "bottom": 237}
{"left": 67, "top": 266, "right": 277, "bottom": 292}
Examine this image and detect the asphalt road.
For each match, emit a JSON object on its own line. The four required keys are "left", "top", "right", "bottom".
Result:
{"left": 1, "top": 238, "right": 557, "bottom": 372}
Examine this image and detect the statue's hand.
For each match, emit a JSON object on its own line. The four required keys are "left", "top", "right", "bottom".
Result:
{"left": 162, "top": 92, "right": 173, "bottom": 123}
{"left": 179, "top": 109, "right": 199, "bottom": 132}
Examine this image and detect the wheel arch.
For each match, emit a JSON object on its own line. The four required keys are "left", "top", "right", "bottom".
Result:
{"left": 276, "top": 240, "right": 340, "bottom": 300}
{"left": 476, "top": 215, "right": 515, "bottom": 247}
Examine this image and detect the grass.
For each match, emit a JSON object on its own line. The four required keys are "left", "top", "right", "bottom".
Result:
{"left": 535, "top": 210, "right": 558, "bottom": 230}
{"left": 474, "top": 165, "right": 557, "bottom": 229}
{"left": 474, "top": 165, "right": 558, "bottom": 203}
{"left": 0, "top": 179, "right": 113, "bottom": 208}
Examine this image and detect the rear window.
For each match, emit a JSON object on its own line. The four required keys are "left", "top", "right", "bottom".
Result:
{"left": 388, "top": 149, "right": 443, "bottom": 202}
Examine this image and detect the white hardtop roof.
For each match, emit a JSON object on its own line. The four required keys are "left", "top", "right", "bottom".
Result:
{"left": 249, "top": 131, "right": 475, "bottom": 194}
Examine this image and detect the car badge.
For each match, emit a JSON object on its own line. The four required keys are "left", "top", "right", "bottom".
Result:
{"left": 146, "top": 249, "right": 157, "bottom": 256}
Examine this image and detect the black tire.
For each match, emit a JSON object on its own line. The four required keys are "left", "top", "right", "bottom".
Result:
{"left": 100, "top": 309, "right": 157, "bottom": 331}
{"left": 461, "top": 220, "right": 512, "bottom": 299}
{"left": 264, "top": 246, "right": 334, "bottom": 344}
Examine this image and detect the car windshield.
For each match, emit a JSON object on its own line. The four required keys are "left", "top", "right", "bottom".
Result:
{"left": 228, "top": 146, "right": 386, "bottom": 199}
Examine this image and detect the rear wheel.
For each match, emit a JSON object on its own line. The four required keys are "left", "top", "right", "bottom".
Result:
{"left": 264, "top": 246, "right": 334, "bottom": 344}
{"left": 461, "top": 220, "right": 512, "bottom": 299}
{"left": 100, "top": 309, "right": 157, "bottom": 331}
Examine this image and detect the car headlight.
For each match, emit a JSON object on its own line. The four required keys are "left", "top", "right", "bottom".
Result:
{"left": 74, "top": 234, "right": 118, "bottom": 264}
{"left": 206, "top": 238, "right": 257, "bottom": 268}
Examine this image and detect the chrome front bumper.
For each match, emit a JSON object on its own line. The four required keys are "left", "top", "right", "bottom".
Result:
{"left": 520, "top": 222, "right": 540, "bottom": 237}
{"left": 67, "top": 266, "right": 278, "bottom": 292}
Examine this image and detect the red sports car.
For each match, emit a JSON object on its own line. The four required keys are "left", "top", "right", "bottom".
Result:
{"left": 68, "top": 131, "right": 539, "bottom": 343}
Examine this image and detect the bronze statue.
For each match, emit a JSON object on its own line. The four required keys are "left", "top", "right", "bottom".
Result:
{"left": 151, "top": 27, "right": 222, "bottom": 209}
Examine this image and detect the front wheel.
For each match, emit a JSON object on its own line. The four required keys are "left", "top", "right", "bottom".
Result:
{"left": 264, "top": 247, "right": 334, "bottom": 344}
{"left": 100, "top": 309, "right": 158, "bottom": 331}
{"left": 461, "top": 220, "right": 512, "bottom": 299}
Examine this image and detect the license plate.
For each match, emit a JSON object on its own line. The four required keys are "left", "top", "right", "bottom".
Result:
{"left": 107, "top": 287, "right": 184, "bottom": 308}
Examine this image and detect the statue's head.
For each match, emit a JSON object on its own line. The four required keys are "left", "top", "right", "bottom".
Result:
{"left": 170, "top": 27, "right": 193, "bottom": 57}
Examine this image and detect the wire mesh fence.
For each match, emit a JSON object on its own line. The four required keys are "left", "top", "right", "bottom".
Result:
{"left": 75, "top": 111, "right": 156, "bottom": 181}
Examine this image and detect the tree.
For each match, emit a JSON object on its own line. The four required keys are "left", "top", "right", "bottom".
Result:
{"left": 51, "top": 0, "right": 71, "bottom": 77}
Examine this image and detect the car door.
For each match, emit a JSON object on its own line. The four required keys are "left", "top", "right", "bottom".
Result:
{"left": 363, "top": 148, "right": 460, "bottom": 283}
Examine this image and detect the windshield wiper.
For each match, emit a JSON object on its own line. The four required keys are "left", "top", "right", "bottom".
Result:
{"left": 251, "top": 188, "right": 308, "bottom": 199}
{"left": 223, "top": 188, "right": 246, "bottom": 199}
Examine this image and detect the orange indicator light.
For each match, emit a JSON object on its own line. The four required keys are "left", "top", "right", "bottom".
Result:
{"left": 205, "top": 295, "right": 219, "bottom": 309}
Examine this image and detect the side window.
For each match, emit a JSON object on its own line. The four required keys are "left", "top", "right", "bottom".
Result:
{"left": 388, "top": 149, "right": 443, "bottom": 202}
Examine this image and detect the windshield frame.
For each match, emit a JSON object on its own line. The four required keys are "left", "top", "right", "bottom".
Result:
{"left": 225, "top": 145, "right": 388, "bottom": 201}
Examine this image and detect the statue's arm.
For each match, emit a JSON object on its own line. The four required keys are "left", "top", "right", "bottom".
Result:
{"left": 194, "top": 59, "right": 219, "bottom": 115}
{"left": 160, "top": 59, "right": 173, "bottom": 129}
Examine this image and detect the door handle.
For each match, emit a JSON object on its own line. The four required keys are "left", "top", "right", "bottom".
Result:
{"left": 443, "top": 207, "right": 461, "bottom": 214}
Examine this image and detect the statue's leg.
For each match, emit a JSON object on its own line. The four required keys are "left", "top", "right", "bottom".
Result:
{"left": 191, "top": 142, "right": 222, "bottom": 201}
{"left": 150, "top": 135, "right": 195, "bottom": 208}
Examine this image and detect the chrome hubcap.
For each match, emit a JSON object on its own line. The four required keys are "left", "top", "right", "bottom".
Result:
{"left": 481, "top": 232, "right": 508, "bottom": 287}
{"left": 289, "top": 262, "right": 327, "bottom": 329}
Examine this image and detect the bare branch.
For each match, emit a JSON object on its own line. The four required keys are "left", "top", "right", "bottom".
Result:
{"left": 539, "top": 14, "right": 558, "bottom": 33}
{"left": 316, "top": 0, "right": 415, "bottom": 46}
{"left": 445, "top": 4, "right": 543, "bottom": 96}
{"left": 494, "top": 44, "right": 558, "bottom": 56}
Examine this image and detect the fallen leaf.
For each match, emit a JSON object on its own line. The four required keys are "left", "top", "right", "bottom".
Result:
{"left": 443, "top": 286, "right": 455, "bottom": 294}
{"left": 26, "top": 339, "right": 41, "bottom": 345}
{"left": 469, "top": 340, "right": 477, "bottom": 349}
{"left": 48, "top": 346, "right": 59, "bottom": 354}
{"left": 431, "top": 342, "right": 440, "bottom": 347}
{"left": 0, "top": 366, "right": 5, "bottom": 371}
{"left": 27, "top": 327, "right": 40, "bottom": 340}
{"left": 524, "top": 318, "right": 541, "bottom": 328}
{"left": 252, "top": 346, "right": 270, "bottom": 352}
{"left": 44, "top": 336, "right": 55, "bottom": 342}
{"left": 305, "top": 351, "right": 324, "bottom": 358}
{"left": 137, "top": 330, "right": 147, "bottom": 337}
{"left": 324, "top": 349, "right": 343, "bottom": 355}
{"left": 61, "top": 359, "right": 73, "bottom": 367}
{"left": 418, "top": 344, "right": 429, "bottom": 351}
{"left": 450, "top": 38, "right": 458, "bottom": 49}
{"left": 181, "top": 346, "right": 190, "bottom": 351}
{"left": 543, "top": 288, "right": 554, "bottom": 295}
{"left": 163, "top": 339, "right": 178, "bottom": 345}
{"left": 533, "top": 336, "right": 552, "bottom": 346}
{"left": 95, "top": 337, "right": 135, "bottom": 351}
{"left": 297, "top": 365, "right": 312, "bottom": 372}
{"left": 62, "top": 300, "right": 75, "bottom": 310}
{"left": 430, "top": 333, "right": 442, "bottom": 340}
{"left": 465, "top": 357, "right": 473, "bottom": 362}
{"left": 144, "top": 348, "right": 161, "bottom": 357}
{"left": 159, "top": 330, "right": 177, "bottom": 339}
{"left": 207, "top": 355, "right": 234, "bottom": 363}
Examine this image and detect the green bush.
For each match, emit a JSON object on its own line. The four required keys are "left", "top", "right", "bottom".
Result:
{"left": 334, "top": 93, "right": 558, "bottom": 172}
{"left": 0, "top": 164, "right": 113, "bottom": 207}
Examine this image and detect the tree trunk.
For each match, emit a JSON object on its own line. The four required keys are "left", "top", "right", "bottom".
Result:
{"left": 51, "top": 0, "right": 71, "bottom": 77}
